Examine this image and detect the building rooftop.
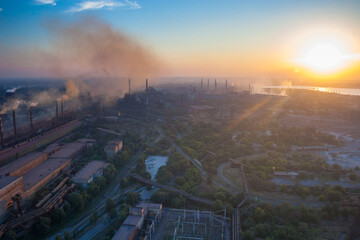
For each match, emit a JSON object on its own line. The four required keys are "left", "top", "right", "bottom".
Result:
{"left": 0, "top": 176, "right": 21, "bottom": 189}
{"left": 23, "top": 157, "right": 70, "bottom": 191}
{"left": 76, "top": 138, "right": 96, "bottom": 144}
{"left": 111, "top": 224, "right": 136, "bottom": 240}
{"left": 137, "top": 202, "right": 162, "bottom": 210}
{"left": 0, "top": 152, "right": 47, "bottom": 177}
{"left": 72, "top": 160, "right": 106, "bottom": 181}
{"left": 42, "top": 143, "right": 61, "bottom": 155}
{"left": 122, "top": 215, "right": 142, "bottom": 226}
{"left": 49, "top": 142, "right": 84, "bottom": 159}
{"left": 104, "top": 140, "right": 122, "bottom": 148}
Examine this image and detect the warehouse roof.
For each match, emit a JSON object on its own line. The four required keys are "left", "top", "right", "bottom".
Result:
{"left": 0, "top": 152, "right": 47, "bottom": 177}
{"left": 111, "top": 224, "right": 135, "bottom": 240}
{"left": 122, "top": 215, "right": 142, "bottom": 226}
{"left": 23, "top": 157, "right": 70, "bottom": 191}
{"left": 72, "top": 160, "right": 106, "bottom": 181}
{"left": 49, "top": 142, "right": 84, "bottom": 159}
{"left": 0, "top": 176, "right": 21, "bottom": 189}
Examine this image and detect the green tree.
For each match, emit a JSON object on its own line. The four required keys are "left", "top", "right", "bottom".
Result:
{"left": 106, "top": 198, "right": 116, "bottom": 212}
{"left": 125, "top": 192, "right": 140, "bottom": 206}
{"left": 90, "top": 211, "right": 99, "bottom": 225}
{"left": 3, "top": 230, "right": 17, "bottom": 240}
{"left": 34, "top": 217, "right": 52, "bottom": 236}
{"left": 255, "top": 223, "right": 271, "bottom": 238}
{"left": 68, "top": 192, "right": 85, "bottom": 212}
{"left": 156, "top": 166, "right": 173, "bottom": 184}
{"left": 254, "top": 207, "right": 267, "bottom": 223}
{"left": 55, "top": 207, "right": 67, "bottom": 224}
{"left": 326, "top": 190, "right": 342, "bottom": 202}
{"left": 120, "top": 177, "right": 128, "bottom": 188}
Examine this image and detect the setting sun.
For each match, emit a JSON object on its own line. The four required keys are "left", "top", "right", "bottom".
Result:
{"left": 303, "top": 43, "right": 344, "bottom": 73}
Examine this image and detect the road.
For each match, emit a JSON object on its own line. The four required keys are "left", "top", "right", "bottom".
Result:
{"left": 218, "top": 162, "right": 238, "bottom": 188}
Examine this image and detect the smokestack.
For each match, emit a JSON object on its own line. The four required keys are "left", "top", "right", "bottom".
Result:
{"left": 207, "top": 79, "right": 210, "bottom": 89}
{"left": 146, "top": 78, "right": 148, "bottom": 93}
{"left": 0, "top": 115, "right": 4, "bottom": 146}
{"left": 29, "top": 107, "right": 34, "bottom": 134}
{"left": 249, "top": 83, "right": 251, "bottom": 94}
{"left": 61, "top": 100, "right": 64, "bottom": 119}
{"left": 215, "top": 79, "right": 217, "bottom": 92}
{"left": 128, "top": 78, "right": 131, "bottom": 94}
{"left": 201, "top": 79, "right": 203, "bottom": 88}
{"left": 12, "top": 109, "right": 17, "bottom": 139}
{"left": 56, "top": 100, "right": 59, "bottom": 120}
{"left": 226, "top": 79, "right": 228, "bottom": 93}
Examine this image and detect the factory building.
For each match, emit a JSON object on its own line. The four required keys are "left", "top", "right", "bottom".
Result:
{"left": 104, "top": 140, "right": 123, "bottom": 158}
{"left": 72, "top": 160, "right": 107, "bottom": 187}
{"left": 0, "top": 176, "right": 23, "bottom": 215}
{"left": 0, "top": 139, "right": 93, "bottom": 215}
{"left": 112, "top": 203, "right": 162, "bottom": 240}
{"left": 22, "top": 157, "right": 70, "bottom": 198}
{"left": 0, "top": 152, "right": 48, "bottom": 177}
{"left": 50, "top": 142, "right": 85, "bottom": 160}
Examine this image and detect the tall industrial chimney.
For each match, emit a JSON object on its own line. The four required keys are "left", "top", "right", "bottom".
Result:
{"left": 225, "top": 79, "right": 228, "bottom": 93}
{"left": 201, "top": 79, "right": 203, "bottom": 88}
{"left": 146, "top": 79, "right": 148, "bottom": 93}
{"left": 207, "top": 79, "right": 210, "bottom": 89}
{"left": 29, "top": 107, "right": 34, "bottom": 134}
{"left": 61, "top": 100, "right": 64, "bottom": 119}
{"left": 215, "top": 79, "right": 217, "bottom": 92}
{"left": 12, "top": 109, "right": 17, "bottom": 139}
{"left": 0, "top": 115, "right": 4, "bottom": 146}
{"left": 128, "top": 78, "right": 131, "bottom": 94}
{"left": 56, "top": 100, "right": 59, "bottom": 120}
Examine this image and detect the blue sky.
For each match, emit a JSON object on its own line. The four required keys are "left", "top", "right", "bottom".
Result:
{"left": 0, "top": 0, "right": 360, "bottom": 77}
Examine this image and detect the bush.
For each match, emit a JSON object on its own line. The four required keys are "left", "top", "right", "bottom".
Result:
{"left": 326, "top": 190, "right": 342, "bottom": 202}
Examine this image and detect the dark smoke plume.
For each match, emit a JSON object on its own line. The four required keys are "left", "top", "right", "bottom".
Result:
{"left": 0, "top": 16, "right": 162, "bottom": 113}
{"left": 41, "top": 16, "right": 160, "bottom": 79}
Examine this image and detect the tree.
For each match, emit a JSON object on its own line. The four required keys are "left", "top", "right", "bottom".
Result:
{"left": 68, "top": 192, "right": 85, "bottom": 212}
{"left": 255, "top": 223, "right": 271, "bottom": 238}
{"left": 63, "top": 201, "right": 71, "bottom": 216}
{"left": 104, "top": 164, "right": 117, "bottom": 183}
{"left": 326, "top": 190, "right": 342, "bottom": 202}
{"left": 54, "top": 207, "right": 67, "bottom": 224}
{"left": 109, "top": 208, "right": 118, "bottom": 219}
{"left": 212, "top": 199, "right": 223, "bottom": 211}
{"left": 106, "top": 198, "right": 116, "bottom": 212}
{"left": 156, "top": 166, "right": 173, "bottom": 184}
{"left": 90, "top": 211, "right": 99, "bottom": 225}
{"left": 3, "top": 230, "right": 17, "bottom": 240}
{"left": 254, "top": 207, "right": 267, "bottom": 223}
{"left": 120, "top": 177, "right": 129, "bottom": 188}
{"left": 349, "top": 173, "right": 357, "bottom": 181}
{"left": 125, "top": 192, "right": 140, "bottom": 206}
{"left": 34, "top": 217, "right": 51, "bottom": 236}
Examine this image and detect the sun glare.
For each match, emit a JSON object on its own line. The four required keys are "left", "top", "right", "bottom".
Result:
{"left": 292, "top": 38, "right": 359, "bottom": 75}
{"left": 304, "top": 43, "right": 344, "bottom": 73}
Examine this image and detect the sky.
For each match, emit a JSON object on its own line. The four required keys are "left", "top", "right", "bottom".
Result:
{"left": 0, "top": 0, "right": 360, "bottom": 83}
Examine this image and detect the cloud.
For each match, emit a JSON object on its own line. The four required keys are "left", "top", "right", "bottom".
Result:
{"left": 68, "top": 0, "right": 140, "bottom": 12}
{"left": 36, "top": 0, "right": 56, "bottom": 6}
